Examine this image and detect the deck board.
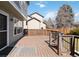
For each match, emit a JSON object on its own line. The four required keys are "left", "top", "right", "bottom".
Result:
{"left": 7, "top": 36, "right": 71, "bottom": 57}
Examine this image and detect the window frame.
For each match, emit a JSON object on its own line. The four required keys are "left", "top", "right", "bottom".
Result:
{"left": 13, "top": 17, "right": 23, "bottom": 36}
{"left": 0, "top": 9, "right": 9, "bottom": 51}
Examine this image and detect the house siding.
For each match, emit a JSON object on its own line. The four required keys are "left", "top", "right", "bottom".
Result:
{"left": 24, "top": 13, "right": 46, "bottom": 29}
{"left": 0, "top": 1, "right": 29, "bottom": 50}
{"left": 28, "top": 19, "right": 40, "bottom": 29}
{"left": 31, "top": 14, "right": 43, "bottom": 22}
{"left": 9, "top": 16, "right": 24, "bottom": 46}
{"left": 41, "top": 22, "right": 46, "bottom": 29}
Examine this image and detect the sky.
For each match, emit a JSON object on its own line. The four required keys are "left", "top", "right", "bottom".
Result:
{"left": 28, "top": 1, "right": 79, "bottom": 22}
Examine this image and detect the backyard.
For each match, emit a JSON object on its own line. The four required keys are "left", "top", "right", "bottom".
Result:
{"left": 0, "top": 1, "right": 79, "bottom": 57}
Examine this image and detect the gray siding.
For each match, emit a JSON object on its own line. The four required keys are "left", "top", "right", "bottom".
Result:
{"left": 9, "top": 16, "right": 23, "bottom": 47}
{"left": 0, "top": 1, "right": 28, "bottom": 48}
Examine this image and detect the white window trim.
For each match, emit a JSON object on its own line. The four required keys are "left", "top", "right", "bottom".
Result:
{"left": 13, "top": 17, "right": 23, "bottom": 37}
{"left": 0, "top": 9, "right": 9, "bottom": 51}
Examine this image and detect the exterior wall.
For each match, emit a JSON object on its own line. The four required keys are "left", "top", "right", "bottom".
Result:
{"left": 40, "top": 22, "right": 46, "bottom": 29}
{"left": 0, "top": 9, "right": 9, "bottom": 51}
{"left": 0, "top": 9, "right": 24, "bottom": 48}
{"left": 28, "top": 19, "right": 40, "bottom": 29}
{"left": 24, "top": 13, "right": 46, "bottom": 29}
{"left": 9, "top": 1, "right": 28, "bottom": 19}
{"left": 6, "top": 15, "right": 24, "bottom": 47}
{"left": 25, "top": 20, "right": 46, "bottom": 29}
{"left": 9, "top": 1, "right": 28, "bottom": 46}
{"left": 31, "top": 14, "right": 43, "bottom": 22}
{"left": 0, "top": 1, "right": 29, "bottom": 48}
{"left": 20, "top": 1, "right": 28, "bottom": 16}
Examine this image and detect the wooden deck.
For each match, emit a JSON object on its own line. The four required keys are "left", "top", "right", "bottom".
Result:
{"left": 7, "top": 36, "right": 71, "bottom": 57}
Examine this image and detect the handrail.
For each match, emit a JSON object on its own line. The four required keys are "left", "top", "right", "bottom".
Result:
{"left": 49, "top": 31, "right": 79, "bottom": 56}
{"left": 62, "top": 35, "right": 79, "bottom": 37}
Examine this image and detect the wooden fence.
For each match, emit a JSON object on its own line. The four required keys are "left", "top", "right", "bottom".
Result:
{"left": 24, "top": 29, "right": 50, "bottom": 36}
{"left": 24, "top": 27, "right": 72, "bottom": 36}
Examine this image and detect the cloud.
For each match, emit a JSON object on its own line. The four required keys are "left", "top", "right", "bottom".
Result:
{"left": 75, "top": 12, "right": 79, "bottom": 17}
{"left": 36, "top": 2, "right": 46, "bottom": 8}
{"left": 74, "top": 12, "right": 79, "bottom": 22}
{"left": 44, "top": 11, "right": 57, "bottom": 20}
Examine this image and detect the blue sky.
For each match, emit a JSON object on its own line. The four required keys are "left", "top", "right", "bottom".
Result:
{"left": 28, "top": 1, "right": 79, "bottom": 22}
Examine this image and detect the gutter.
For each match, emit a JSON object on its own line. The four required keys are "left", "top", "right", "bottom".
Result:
{"left": 9, "top": 1, "right": 27, "bottom": 20}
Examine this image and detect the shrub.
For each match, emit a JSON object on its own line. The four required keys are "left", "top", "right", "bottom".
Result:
{"left": 69, "top": 28, "right": 79, "bottom": 35}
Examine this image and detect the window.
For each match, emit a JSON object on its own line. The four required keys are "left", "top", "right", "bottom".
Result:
{"left": 0, "top": 14, "right": 7, "bottom": 30}
{"left": 14, "top": 18, "right": 23, "bottom": 35}
{"left": 0, "top": 13, "right": 7, "bottom": 49}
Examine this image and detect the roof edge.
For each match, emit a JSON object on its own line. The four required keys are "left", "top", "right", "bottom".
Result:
{"left": 30, "top": 12, "right": 44, "bottom": 18}
{"left": 27, "top": 17, "right": 41, "bottom": 23}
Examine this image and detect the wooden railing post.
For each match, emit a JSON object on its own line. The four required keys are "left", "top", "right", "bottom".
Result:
{"left": 49, "top": 31, "right": 52, "bottom": 46}
{"left": 70, "top": 35, "right": 75, "bottom": 56}
{"left": 58, "top": 32, "right": 63, "bottom": 56}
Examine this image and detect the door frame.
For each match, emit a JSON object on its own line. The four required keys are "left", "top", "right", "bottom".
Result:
{"left": 0, "top": 10, "right": 9, "bottom": 51}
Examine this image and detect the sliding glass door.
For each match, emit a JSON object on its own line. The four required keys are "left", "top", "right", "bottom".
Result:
{"left": 0, "top": 14, "right": 7, "bottom": 49}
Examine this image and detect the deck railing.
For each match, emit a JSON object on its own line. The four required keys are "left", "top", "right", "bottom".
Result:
{"left": 24, "top": 29, "right": 79, "bottom": 56}
{"left": 49, "top": 31, "right": 79, "bottom": 56}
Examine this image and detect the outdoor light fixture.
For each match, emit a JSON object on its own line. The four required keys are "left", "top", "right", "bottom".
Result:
{"left": 10, "top": 18, "right": 13, "bottom": 21}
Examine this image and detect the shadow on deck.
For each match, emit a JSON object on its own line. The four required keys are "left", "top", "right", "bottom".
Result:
{"left": 45, "top": 40, "right": 58, "bottom": 55}
{"left": 0, "top": 36, "right": 23, "bottom": 57}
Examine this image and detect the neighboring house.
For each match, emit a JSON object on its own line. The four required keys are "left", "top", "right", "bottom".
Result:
{"left": 27, "top": 15, "right": 32, "bottom": 21}
{"left": 0, "top": 1, "right": 29, "bottom": 51}
{"left": 23, "top": 12, "right": 46, "bottom": 29}
{"left": 40, "top": 22, "right": 46, "bottom": 29}
{"left": 23, "top": 16, "right": 32, "bottom": 29}
{"left": 30, "top": 12, "right": 44, "bottom": 22}
{"left": 27, "top": 18, "right": 41, "bottom": 29}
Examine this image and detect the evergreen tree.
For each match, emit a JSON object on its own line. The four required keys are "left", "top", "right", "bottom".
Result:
{"left": 56, "top": 4, "right": 74, "bottom": 28}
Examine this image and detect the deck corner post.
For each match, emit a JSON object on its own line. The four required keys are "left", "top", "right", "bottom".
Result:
{"left": 58, "top": 32, "right": 63, "bottom": 56}
{"left": 70, "top": 35, "right": 75, "bottom": 56}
